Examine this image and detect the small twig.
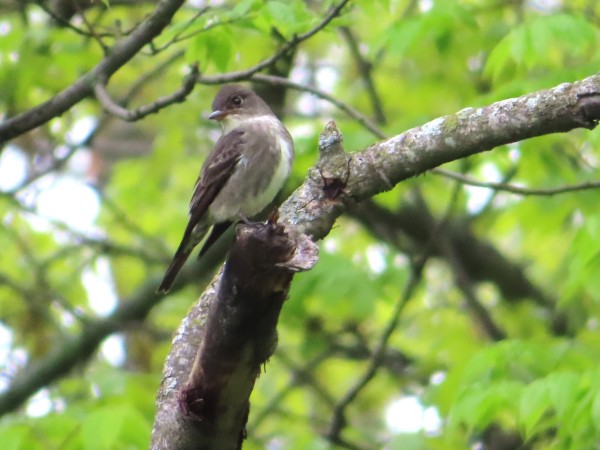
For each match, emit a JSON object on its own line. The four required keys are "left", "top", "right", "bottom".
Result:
{"left": 339, "top": 26, "right": 386, "bottom": 125}
{"left": 433, "top": 167, "right": 600, "bottom": 196}
{"left": 326, "top": 257, "right": 426, "bottom": 444}
{"left": 251, "top": 349, "right": 333, "bottom": 430}
{"left": 149, "top": 7, "right": 240, "bottom": 53}
{"left": 94, "top": 63, "right": 199, "bottom": 121}
{"left": 0, "top": 191, "right": 165, "bottom": 264}
{"left": 414, "top": 187, "right": 507, "bottom": 341}
{"left": 198, "top": 0, "right": 351, "bottom": 84}
{"left": 101, "top": 193, "right": 171, "bottom": 257}
{"left": 73, "top": 0, "right": 110, "bottom": 54}
{"left": 35, "top": 1, "right": 93, "bottom": 36}
{"left": 252, "top": 73, "right": 386, "bottom": 139}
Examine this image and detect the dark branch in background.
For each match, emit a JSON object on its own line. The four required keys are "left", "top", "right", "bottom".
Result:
{"left": 36, "top": 1, "right": 112, "bottom": 41}
{"left": 0, "top": 0, "right": 188, "bottom": 144}
{"left": 327, "top": 254, "right": 427, "bottom": 446}
{"left": 349, "top": 200, "right": 555, "bottom": 307}
{"left": 71, "top": 0, "right": 111, "bottom": 54}
{"left": 121, "top": 51, "right": 186, "bottom": 106}
{"left": 339, "top": 26, "right": 387, "bottom": 125}
{"left": 326, "top": 178, "right": 501, "bottom": 444}
{"left": 0, "top": 246, "right": 225, "bottom": 417}
{"left": 94, "top": 64, "right": 199, "bottom": 121}
{"left": 0, "top": 280, "right": 161, "bottom": 416}
{"left": 413, "top": 190, "right": 507, "bottom": 341}
{"left": 251, "top": 331, "right": 411, "bottom": 434}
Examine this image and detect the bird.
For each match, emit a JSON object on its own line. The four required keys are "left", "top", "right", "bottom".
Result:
{"left": 157, "top": 84, "right": 294, "bottom": 293}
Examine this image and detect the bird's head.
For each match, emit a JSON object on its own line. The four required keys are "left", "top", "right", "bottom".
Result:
{"left": 209, "top": 85, "right": 273, "bottom": 131}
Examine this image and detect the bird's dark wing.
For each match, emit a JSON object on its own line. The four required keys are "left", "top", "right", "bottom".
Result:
{"left": 157, "top": 130, "right": 245, "bottom": 293}
{"left": 188, "top": 129, "right": 245, "bottom": 229}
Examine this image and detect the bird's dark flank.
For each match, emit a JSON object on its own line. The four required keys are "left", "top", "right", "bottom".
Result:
{"left": 157, "top": 85, "right": 294, "bottom": 293}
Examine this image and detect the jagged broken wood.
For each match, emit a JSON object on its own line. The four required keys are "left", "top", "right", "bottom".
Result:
{"left": 150, "top": 222, "right": 317, "bottom": 450}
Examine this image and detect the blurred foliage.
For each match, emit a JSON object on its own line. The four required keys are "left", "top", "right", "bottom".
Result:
{"left": 1, "top": 0, "right": 600, "bottom": 449}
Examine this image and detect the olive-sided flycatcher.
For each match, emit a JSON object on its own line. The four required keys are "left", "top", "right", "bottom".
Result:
{"left": 157, "top": 85, "right": 294, "bottom": 293}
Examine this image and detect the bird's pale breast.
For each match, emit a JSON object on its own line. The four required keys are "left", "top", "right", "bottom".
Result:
{"left": 207, "top": 115, "right": 293, "bottom": 222}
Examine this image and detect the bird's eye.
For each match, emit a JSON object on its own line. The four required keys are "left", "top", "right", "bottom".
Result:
{"left": 231, "top": 96, "right": 243, "bottom": 107}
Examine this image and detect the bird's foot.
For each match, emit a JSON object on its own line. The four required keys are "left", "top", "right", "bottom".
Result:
{"left": 237, "top": 214, "right": 252, "bottom": 225}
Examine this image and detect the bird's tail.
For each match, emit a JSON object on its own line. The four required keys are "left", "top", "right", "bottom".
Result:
{"left": 157, "top": 246, "right": 193, "bottom": 293}
{"left": 157, "top": 224, "right": 208, "bottom": 293}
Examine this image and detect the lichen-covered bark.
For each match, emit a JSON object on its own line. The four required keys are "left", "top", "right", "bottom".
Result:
{"left": 279, "top": 75, "right": 600, "bottom": 241}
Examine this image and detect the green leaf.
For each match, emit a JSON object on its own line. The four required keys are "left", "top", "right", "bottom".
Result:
{"left": 592, "top": 389, "right": 600, "bottom": 434}
{"left": 485, "top": 13, "right": 600, "bottom": 84}
{"left": 80, "top": 406, "right": 126, "bottom": 450}
{"left": 232, "top": 0, "right": 261, "bottom": 17}
{"left": 0, "top": 425, "right": 28, "bottom": 450}
{"left": 547, "top": 372, "right": 581, "bottom": 420}
{"left": 186, "top": 27, "right": 233, "bottom": 72}
{"left": 519, "top": 378, "right": 551, "bottom": 438}
{"left": 387, "top": 433, "right": 424, "bottom": 450}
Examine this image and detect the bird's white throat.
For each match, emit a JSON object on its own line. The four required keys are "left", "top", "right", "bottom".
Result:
{"left": 221, "top": 114, "right": 280, "bottom": 134}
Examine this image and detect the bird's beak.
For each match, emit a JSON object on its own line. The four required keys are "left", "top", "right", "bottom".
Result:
{"left": 208, "top": 110, "right": 226, "bottom": 120}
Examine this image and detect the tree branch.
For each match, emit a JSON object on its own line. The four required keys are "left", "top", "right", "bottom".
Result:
{"left": 434, "top": 167, "right": 600, "bottom": 196}
{"left": 94, "top": 64, "right": 199, "bottom": 121}
{"left": 150, "top": 77, "right": 600, "bottom": 445}
{"left": 274, "top": 77, "right": 600, "bottom": 250}
{"left": 339, "top": 26, "right": 387, "bottom": 125}
{"left": 0, "top": 0, "right": 187, "bottom": 144}
{"left": 327, "top": 255, "right": 426, "bottom": 445}
{"left": 251, "top": 73, "right": 385, "bottom": 138}
{"left": 196, "top": 0, "right": 351, "bottom": 85}
{"left": 3, "top": 73, "right": 597, "bottom": 423}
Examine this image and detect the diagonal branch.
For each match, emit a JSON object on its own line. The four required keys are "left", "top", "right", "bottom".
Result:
{"left": 196, "top": 0, "right": 351, "bottom": 84}
{"left": 0, "top": 0, "right": 187, "bottom": 144}
{"left": 327, "top": 257, "right": 426, "bottom": 446}
{"left": 278, "top": 76, "right": 600, "bottom": 243}
{"left": 251, "top": 73, "right": 385, "bottom": 138}
{"left": 94, "top": 64, "right": 199, "bottom": 121}
{"left": 153, "top": 76, "right": 600, "bottom": 446}
{"left": 339, "top": 26, "right": 387, "bottom": 125}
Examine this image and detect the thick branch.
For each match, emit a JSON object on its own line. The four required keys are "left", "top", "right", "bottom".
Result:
{"left": 278, "top": 75, "right": 600, "bottom": 240}
{"left": 151, "top": 223, "right": 317, "bottom": 450}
